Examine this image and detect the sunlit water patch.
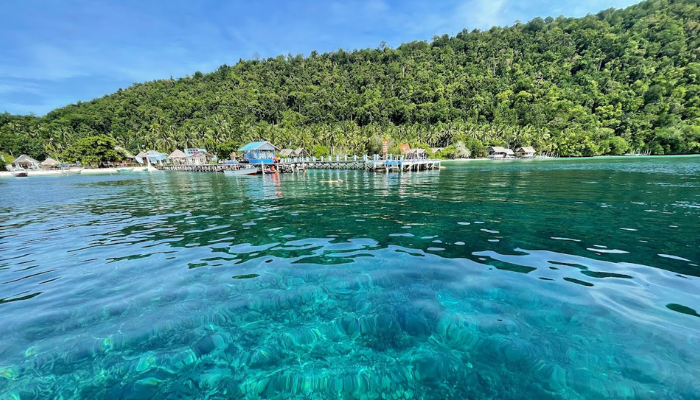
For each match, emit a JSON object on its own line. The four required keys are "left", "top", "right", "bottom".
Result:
{"left": 0, "top": 156, "right": 699, "bottom": 399}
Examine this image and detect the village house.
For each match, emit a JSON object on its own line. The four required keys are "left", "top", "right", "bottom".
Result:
{"left": 487, "top": 146, "right": 515, "bottom": 159}
{"left": 516, "top": 146, "right": 536, "bottom": 158}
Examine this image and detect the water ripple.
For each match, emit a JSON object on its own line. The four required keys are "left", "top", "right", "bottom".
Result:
{"left": 0, "top": 158, "right": 699, "bottom": 399}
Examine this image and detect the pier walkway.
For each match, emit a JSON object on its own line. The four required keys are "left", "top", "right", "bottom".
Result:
{"left": 158, "top": 156, "right": 441, "bottom": 173}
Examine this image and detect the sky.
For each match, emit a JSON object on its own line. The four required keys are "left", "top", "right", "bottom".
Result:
{"left": 1, "top": 0, "right": 641, "bottom": 116}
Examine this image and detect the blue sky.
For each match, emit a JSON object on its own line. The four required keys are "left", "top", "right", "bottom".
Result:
{"left": 1, "top": 0, "right": 640, "bottom": 115}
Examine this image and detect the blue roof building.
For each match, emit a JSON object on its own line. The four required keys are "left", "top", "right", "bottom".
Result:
{"left": 135, "top": 150, "right": 167, "bottom": 164}
{"left": 239, "top": 141, "right": 278, "bottom": 164}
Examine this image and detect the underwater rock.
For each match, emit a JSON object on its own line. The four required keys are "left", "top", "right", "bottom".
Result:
{"left": 246, "top": 344, "right": 282, "bottom": 368}
{"left": 193, "top": 335, "right": 226, "bottom": 358}
{"left": 434, "top": 313, "right": 480, "bottom": 350}
{"left": 282, "top": 326, "right": 324, "bottom": 348}
{"left": 135, "top": 353, "right": 158, "bottom": 373}
{"left": 412, "top": 353, "right": 459, "bottom": 384}
{"left": 102, "top": 301, "right": 131, "bottom": 317}
{"left": 475, "top": 315, "right": 519, "bottom": 335}
{"left": 499, "top": 338, "right": 545, "bottom": 374}
{"left": 245, "top": 290, "right": 281, "bottom": 312}
{"left": 167, "top": 378, "right": 200, "bottom": 399}
{"left": 169, "top": 349, "right": 198, "bottom": 370}
{"left": 275, "top": 289, "right": 303, "bottom": 310}
{"left": 359, "top": 312, "right": 404, "bottom": 349}
{"left": 296, "top": 285, "right": 329, "bottom": 307}
{"left": 338, "top": 315, "right": 362, "bottom": 340}
{"left": 396, "top": 300, "right": 443, "bottom": 337}
{"left": 536, "top": 363, "right": 568, "bottom": 394}
{"left": 211, "top": 299, "right": 250, "bottom": 325}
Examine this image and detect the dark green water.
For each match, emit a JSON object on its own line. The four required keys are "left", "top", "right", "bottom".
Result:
{"left": 1, "top": 156, "right": 699, "bottom": 399}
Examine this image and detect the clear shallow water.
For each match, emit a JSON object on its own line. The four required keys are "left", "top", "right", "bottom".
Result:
{"left": 0, "top": 156, "right": 699, "bottom": 399}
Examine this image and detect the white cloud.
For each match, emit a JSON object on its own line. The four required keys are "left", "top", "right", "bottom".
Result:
{"left": 457, "top": 0, "right": 509, "bottom": 30}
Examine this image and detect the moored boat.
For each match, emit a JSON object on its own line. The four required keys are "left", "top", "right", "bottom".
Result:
{"left": 12, "top": 167, "right": 28, "bottom": 177}
{"left": 224, "top": 166, "right": 258, "bottom": 176}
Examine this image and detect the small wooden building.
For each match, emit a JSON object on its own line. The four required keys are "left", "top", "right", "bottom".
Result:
{"left": 239, "top": 141, "right": 279, "bottom": 164}
{"left": 188, "top": 151, "right": 211, "bottom": 165}
{"left": 406, "top": 149, "right": 428, "bottom": 159}
{"left": 516, "top": 146, "right": 536, "bottom": 158}
{"left": 487, "top": 146, "right": 515, "bottom": 159}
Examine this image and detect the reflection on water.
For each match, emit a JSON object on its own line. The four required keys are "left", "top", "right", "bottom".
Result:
{"left": 0, "top": 156, "right": 699, "bottom": 399}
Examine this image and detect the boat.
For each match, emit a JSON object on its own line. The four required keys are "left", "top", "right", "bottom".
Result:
{"left": 117, "top": 168, "right": 134, "bottom": 173}
{"left": 12, "top": 167, "right": 28, "bottom": 177}
{"left": 61, "top": 168, "right": 82, "bottom": 175}
{"left": 224, "top": 166, "right": 258, "bottom": 176}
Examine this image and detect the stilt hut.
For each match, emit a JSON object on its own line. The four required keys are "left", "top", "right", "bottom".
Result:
{"left": 487, "top": 146, "right": 515, "bottom": 159}
{"left": 406, "top": 149, "right": 428, "bottom": 160}
{"left": 239, "top": 141, "right": 279, "bottom": 164}
{"left": 516, "top": 146, "right": 536, "bottom": 158}
{"left": 187, "top": 151, "right": 211, "bottom": 165}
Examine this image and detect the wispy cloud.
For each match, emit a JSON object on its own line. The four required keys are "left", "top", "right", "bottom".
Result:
{"left": 457, "top": 0, "right": 509, "bottom": 30}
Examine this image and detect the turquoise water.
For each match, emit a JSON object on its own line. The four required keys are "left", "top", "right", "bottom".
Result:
{"left": 1, "top": 156, "right": 699, "bottom": 399}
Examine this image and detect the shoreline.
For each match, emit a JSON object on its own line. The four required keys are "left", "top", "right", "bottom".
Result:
{"left": 442, "top": 154, "right": 700, "bottom": 162}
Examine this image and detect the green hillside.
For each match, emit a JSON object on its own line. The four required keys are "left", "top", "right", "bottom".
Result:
{"left": 1, "top": 0, "right": 699, "bottom": 159}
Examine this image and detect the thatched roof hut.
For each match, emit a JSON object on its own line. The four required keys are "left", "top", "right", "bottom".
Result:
{"left": 168, "top": 149, "right": 188, "bottom": 165}
{"left": 41, "top": 157, "right": 61, "bottom": 169}
{"left": 168, "top": 149, "right": 187, "bottom": 159}
{"left": 293, "top": 148, "right": 310, "bottom": 157}
{"left": 14, "top": 154, "right": 40, "bottom": 169}
{"left": 279, "top": 149, "right": 295, "bottom": 157}
{"left": 516, "top": 146, "right": 536, "bottom": 158}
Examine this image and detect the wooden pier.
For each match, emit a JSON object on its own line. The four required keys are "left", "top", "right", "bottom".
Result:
{"left": 158, "top": 156, "right": 441, "bottom": 174}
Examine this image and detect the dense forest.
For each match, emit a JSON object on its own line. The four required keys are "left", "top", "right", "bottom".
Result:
{"left": 1, "top": 0, "right": 700, "bottom": 161}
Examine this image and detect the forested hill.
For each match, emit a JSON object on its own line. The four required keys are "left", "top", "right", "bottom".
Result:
{"left": 2, "top": 0, "right": 700, "bottom": 160}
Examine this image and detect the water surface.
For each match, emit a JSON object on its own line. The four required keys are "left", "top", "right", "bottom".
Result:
{"left": 1, "top": 156, "right": 699, "bottom": 399}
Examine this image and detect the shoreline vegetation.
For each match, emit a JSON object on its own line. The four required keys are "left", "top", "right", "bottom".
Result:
{"left": 1, "top": 0, "right": 700, "bottom": 165}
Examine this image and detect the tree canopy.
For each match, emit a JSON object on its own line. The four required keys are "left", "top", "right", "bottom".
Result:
{"left": 61, "top": 135, "right": 124, "bottom": 166}
{"left": 1, "top": 0, "right": 699, "bottom": 158}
